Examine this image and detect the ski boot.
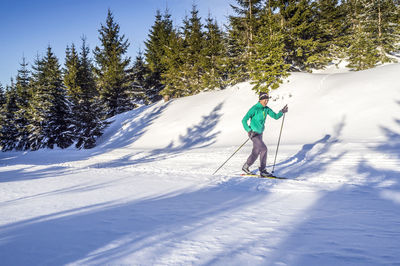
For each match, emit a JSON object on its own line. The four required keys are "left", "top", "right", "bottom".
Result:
{"left": 259, "top": 168, "right": 275, "bottom": 178}
{"left": 242, "top": 163, "right": 251, "bottom": 174}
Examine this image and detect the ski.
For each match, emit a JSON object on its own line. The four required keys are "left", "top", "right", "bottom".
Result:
{"left": 240, "top": 173, "right": 288, "bottom": 180}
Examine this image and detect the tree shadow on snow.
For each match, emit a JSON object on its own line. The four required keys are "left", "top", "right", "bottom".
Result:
{"left": 94, "top": 101, "right": 172, "bottom": 153}
{"left": 265, "top": 179, "right": 400, "bottom": 265}
{"left": 356, "top": 99, "right": 400, "bottom": 190}
{"left": 88, "top": 102, "right": 223, "bottom": 169}
{"left": 274, "top": 118, "right": 347, "bottom": 178}
{"left": 264, "top": 101, "right": 400, "bottom": 265}
{"left": 0, "top": 101, "right": 223, "bottom": 182}
{"left": 0, "top": 183, "right": 266, "bottom": 266}
{"left": 0, "top": 102, "right": 171, "bottom": 183}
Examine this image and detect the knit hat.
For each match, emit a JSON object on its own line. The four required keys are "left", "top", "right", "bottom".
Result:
{"left": 259, "top": 92, "right": 270, "bottom": 100}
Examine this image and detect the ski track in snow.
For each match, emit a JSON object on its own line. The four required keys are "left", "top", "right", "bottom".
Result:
{"left": 1, "top": 65, "right": 400, "bottom": 265}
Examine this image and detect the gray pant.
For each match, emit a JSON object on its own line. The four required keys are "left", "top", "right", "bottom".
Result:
{"left": 246, "top": 134, "right": 267, "bottom": 170}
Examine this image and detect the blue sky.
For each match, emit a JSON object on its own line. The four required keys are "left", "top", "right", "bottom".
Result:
{"left": 1, "top": 0, "right": 235, "bottom": 87}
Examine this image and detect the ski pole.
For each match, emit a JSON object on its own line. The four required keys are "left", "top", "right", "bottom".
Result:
{"left": 272, "top": 113, "right": 286, "bottom": 174}
{"left": 212, "top": 138, "right": 250, "bottom": 175}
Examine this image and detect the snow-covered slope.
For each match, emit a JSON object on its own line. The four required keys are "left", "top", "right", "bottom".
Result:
{"left": 1, "top": 64, "right": 400, "bottom": 265}
{"left": 97, "top": 63, "right": 400, "bottom": 149}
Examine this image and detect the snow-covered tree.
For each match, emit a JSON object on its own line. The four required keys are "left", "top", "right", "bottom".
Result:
{"left": 0, "top": 83, "right": 5, "bottom": 107}
{"left": 128, "top": 51, "right": 149, "bottom": 105}
{"left": 28, "top": 46, "right": 74, "bottom": 150}
{"left": 0, "top": 81, "right": 19, "bottom": 151}
{"left": 65, "top": 39, "right": 108, "bottom": 149}
{"left": 14, "top": 57, "right": 32, "bottom": 150}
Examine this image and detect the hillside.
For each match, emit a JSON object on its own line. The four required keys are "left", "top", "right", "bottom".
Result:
{"left": 1, "top": 64, "right": 400, "bottom": 265}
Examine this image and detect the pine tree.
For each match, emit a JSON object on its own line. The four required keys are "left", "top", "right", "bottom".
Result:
{"left": 230, "top": 0, "right": 263, "bottom": 55}
{"left": 0, "top": 83, "right": 4, "bottom": 150}
{"left": 26, "top": 54, "right": 46, "bottom": 150}
{"left": 44, "top": 47, "right": 74, "bottom": 149}
{"left": 0, "top": 81, "right": 19, "bottom": 151}
{"left": 224, "top": 23, "right": 248, "bottom": 85}
{"left": 77, "top": 38, "right": 108, "bottom": 149}
{"left": 0, "top": 84, "right": 4, "bottom": 150}
{"left": 144, "top": 9, "right": 173, "bottom": 102}
{"left": 64, "top": 38, "right": 107, "bottom": 149}
{"left": 228, "top": 0, "right": 263, "bottom": 81}
{"left": 345, "top": 0, "right": 380, "bottom": 70}
{"left": 161, "top": 4, "right": 206, "bottom": 98}
{"left": 315, "top": 0, "right": 348, "bottom": 61}
{"left": 64, "top": 44, "right": 80, "bottom": 105}
{"left": 201, "top": 14, "right": 226, "bottom": 90}
{"left": 14, "top": 57, "right": 32, "bottom": 150}
{"left": 64, "top": 43, "right": 81, "bottom": 143}
{"left": 250, "top": 1, "right": 290, "bottom": 93}
{"left": 28, "top": 46, "right": 74, "bottom": 150}
{"left": 160, "top": 29, "right": 185, "bottom": 99}
{"left": 0, "top": 83, "right": 5, "bottom": 106}
{"left": 128, "top": 50, "right": 149, "bottom": 105}
{"left": 181, "top": 4, "right": 205, "bottom": 95}
{"left": 94, "top": 9, "right": 132, "bottom": 118}
{"left": 278, "top": 0, "right": 325, "bottom": 70}
{"left": 364, "top": 0, "right": 399, "bottom": 63}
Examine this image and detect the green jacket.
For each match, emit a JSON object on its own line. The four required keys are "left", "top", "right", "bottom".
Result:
{"left": 242, "top": 102, "right": 283, "bottom": 134}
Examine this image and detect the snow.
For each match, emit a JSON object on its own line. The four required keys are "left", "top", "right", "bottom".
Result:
{"left": 1, "top": 63, "right": 400, "bottom": 265}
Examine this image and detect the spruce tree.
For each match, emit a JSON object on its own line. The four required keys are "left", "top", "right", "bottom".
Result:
{"left": 0, "top": 83, "right": 4, "bottom": 150}
{"left": 161, "top": 5, "right": 206, "bottom": 98}
{"left": 65, "top": 39, "right": 107, "bottom": 149}
{"left": 78, "top": 39, "right": 108, "bottom": 149}
{"left": 0, "top": 83, "right": 5, "bottom": 106}
{"left": 315, "top": 0, "right": 348, "bottom": 61}
{"left": 26, "top": 54, "right": 46, "bottom": 150}
{"left": 64, "top": 43, "right": 81, "bottom": 143}
{"left": 224, "top": 23, "right": 249, "bottom": 85}
{"left": 14, "top": 57, "right": 32, "bottom": 150}
{"left": 28, "top": 46, "right": 74, "bottom": 150}
{"left": 228, "top": 0, "right": 263, "bottom": 81}
{"left": 64, "top": 44, "right": 80, "bottom": 105}
{"left": 250, "top": 1, "right": 290, "bottom": 93}
{"left": 94, "top": 9, "right": 132, "bottom": 118}
{"left": 144, "top": 9, "right": 173, "bottom": 102}
{"left": 45, "top": 47, "right": 74, "bottom": 149}
{"left": 278, "top": 0, "right": 325, "bottom": 70}
{"left": 160, "top": 29, "right": 185, "bottom": 99}
{"left": 181, "top": 4, "right": 205, "bottom": 95}
{"left": 230, "top": 0, "right": 263, "bottom": 55}
{"left": 201, "top": 14, "right": 226, "bottom": 90}
{"left": 128, "top": 50, "right": 149, "bottom": 105}
{"left": 345, "top": 0, "right": 380, "bottom": 70}
{"left": 364, "top": 0, "right": 399, "bottom": 63}
{"left": 0, "top": 84, "right": 8, "bottom": 150}
{"left": 0, "top": 81, "right": 19, "bottom": 151}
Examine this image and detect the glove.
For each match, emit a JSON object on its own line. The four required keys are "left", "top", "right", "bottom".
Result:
{"left": 281, "top": 104, "right": 288, "bottom": 113}
{"left": 248, "top": 131, "right": 257, "bottom": 139}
